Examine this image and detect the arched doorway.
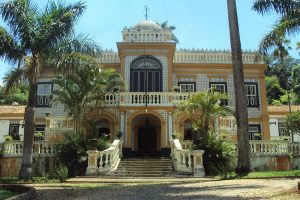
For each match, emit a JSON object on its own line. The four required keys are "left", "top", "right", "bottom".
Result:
{"left": 132, "top": 114, "right": 161, "bottom": 157}
{"left": 95, "top": 119, "right": 110, "bottom": 138}
{"left": 138, "top": 121, "right": 156, "bottom": 156}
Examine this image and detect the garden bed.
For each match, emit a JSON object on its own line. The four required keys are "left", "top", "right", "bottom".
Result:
{"left": 0, "top": 185, "right": 36, "bottom": 200}
{"left": 0, "top": 188, "right": 16, "bottom": 200}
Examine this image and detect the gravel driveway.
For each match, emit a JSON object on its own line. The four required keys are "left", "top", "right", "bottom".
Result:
{"left": 34, "top": 178, "right": 300, "bottom": 200}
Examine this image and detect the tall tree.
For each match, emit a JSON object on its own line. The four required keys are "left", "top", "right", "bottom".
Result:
{"left": 227, "top": 0, "right": 251, "bottom": 175}
{"left": 52, "top": 67, "right": 124, "bottom": 133}
{"left": 265, "top": 76, "right": 286, "bottom": 104}
{"left": 292, "top": 64, "right": 300, "bottom": 102}
{"left": 177, "top": 91, "right": 231, "bottom": 143}
{"left": 252, "top": 0, "right": 300, "bottom": 55}
{"left": 0, "top": 0, "right": 101, "bottom": 179}
{"left": 0, "top": 82, "right": 28, "bottom": 105}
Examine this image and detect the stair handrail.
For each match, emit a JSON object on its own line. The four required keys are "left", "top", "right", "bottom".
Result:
{"left": 170, "top": 139, "right": 205, "bottom": 177}
{"left": 86, "top": 139, "right": 123, "bottom": 176}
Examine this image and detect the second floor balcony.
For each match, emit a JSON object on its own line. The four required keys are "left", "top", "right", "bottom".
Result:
{"left": 98, "top": 92, "right": 191, "bottom": 107}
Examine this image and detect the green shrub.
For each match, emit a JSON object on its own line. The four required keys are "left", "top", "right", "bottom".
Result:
{"left": 96, "top": 134, "right": 111, "bottom": 151}
{"left": 55, "top": 132, "right": 88, "bottom": 177}
{"left": 195, "top": 135, "right": 236, "bottom": 178}
{"left": 3, "top": 135, "right": 13, "bottom": 141}
{"left": 52, "top": 166, "right": 68, "bottom": 183}
{"left": 34, "top": 131, "right": 45, "bottom": 141}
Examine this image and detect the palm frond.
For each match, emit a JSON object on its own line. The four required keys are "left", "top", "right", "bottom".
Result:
{"left": 47, "top": 34, "right": 102, "bottom": 58}
{"left": 0, "top": 0, "right": 37, "bottom": 48}
{"left": 256, "top": 15, "right": 300, "bottom": 56}
{"left": 0, "top": 26, "right": 24, "bottom": 64}
{"left": 3, "top": 67, "right": 25, "bottom": 94}
{"left": 278, "top": 11, "right": 300, "bottom": 35}
{"left": 53, "top": 52, "right": 100, "bottom": 74}
{"left": 102, "top": 68, "right": 125, "bottom": 92}
{"left": 252, "top": 0, "right": 300, "bottom": 16}
{"left": 35, "top": 1, "right": 87, "bottom": 51}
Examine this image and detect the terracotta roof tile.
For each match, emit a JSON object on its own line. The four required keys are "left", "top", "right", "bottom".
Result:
{"left": 268, "top": 105, "right": 300, "bottom": 113}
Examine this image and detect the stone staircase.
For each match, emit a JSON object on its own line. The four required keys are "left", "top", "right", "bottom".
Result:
{"left": 109, "top": 157, "right": 175, "bottom": 177}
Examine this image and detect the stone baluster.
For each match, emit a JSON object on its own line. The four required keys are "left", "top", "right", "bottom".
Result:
{"left": 86, "top": 150, "right": 99, "bottom": 176}
{"left": 99, "top": 153, "right": 103, "bottom": 170}
{"left": 192, "top": 150, "right": 205, "bottom": 177}
{"left": 119, "top": 141, "right": 123, "bottom": 157}
{"left": 187, "top": 153, "right": 192, "bottom": 168}
{"left": 105, "top": 152, "right": 109, "bottom": 168}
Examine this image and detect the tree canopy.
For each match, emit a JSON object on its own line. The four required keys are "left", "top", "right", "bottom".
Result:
{"left": 252, "top": 0, "right": 300, "bottom": 56}
{"left": 0, "top": 0, "right": 101, "bottom": 179}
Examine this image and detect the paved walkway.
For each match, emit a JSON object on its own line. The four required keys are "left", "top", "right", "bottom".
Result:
{"left": 33, "top": 178, "right": 300, "bottom": 200}
{"left": 67, "top": 177, "right": 217, "bottom": 183}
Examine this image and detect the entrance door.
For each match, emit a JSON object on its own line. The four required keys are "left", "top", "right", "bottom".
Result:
{"left": 138, "top": 124, "right": 156, "bottom": 157}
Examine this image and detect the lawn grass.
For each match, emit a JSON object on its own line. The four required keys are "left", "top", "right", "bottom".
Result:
{"left": 0, "top": 176, "right": 59, "bottom": 184}
{"left": 243, "top": 170, "right": 300, "bottom": 179}
{"left": 216, "top": 170, "right": 300, "bottom": 179}
{"left": 0, "top": 188, "right": 16, "bottom": 200}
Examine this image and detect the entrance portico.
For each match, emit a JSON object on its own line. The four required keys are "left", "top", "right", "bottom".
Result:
{"left": 124, "top": 110, "right": 169, "bottom": 157}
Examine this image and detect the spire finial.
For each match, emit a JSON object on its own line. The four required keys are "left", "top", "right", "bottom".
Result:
{"left": 144, "top": 6, "right": 149, "bottom": 20}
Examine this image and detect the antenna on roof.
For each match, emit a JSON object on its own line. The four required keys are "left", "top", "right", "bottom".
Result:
{"left": 144, "top": 6, "right": 149, "bottom": 20}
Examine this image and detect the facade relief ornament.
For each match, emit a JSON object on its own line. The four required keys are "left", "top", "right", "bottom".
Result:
{"left": 131, "top": 56, "right": 162, "bottom": 69}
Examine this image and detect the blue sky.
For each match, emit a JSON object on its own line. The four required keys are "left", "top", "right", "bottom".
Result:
{"left": 0, "top": 0, "right": 299, "bottom": 83}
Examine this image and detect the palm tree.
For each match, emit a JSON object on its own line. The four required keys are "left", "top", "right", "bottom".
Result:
{"left": 0, "top": 0, "right": 101, "bottom": 179}
{"left": 52, "top": 66, "right": 124, "bottom": 134}
{"left": 227, "top": 0, "right": 251, "bottom": 175}
{"left": 252, "top": 0, "right": 300, "bottom": 55}
{"left": 177, "top": 91, "right": 231, "bottom": 143}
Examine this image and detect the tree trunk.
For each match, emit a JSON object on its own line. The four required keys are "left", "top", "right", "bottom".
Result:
{"left": 227, "top": 0, "right": 251, "bottom": 175}
{"left": 74, "top": 113, "right": 81, "bottom": 133}
{"left": 19, "top": 79, "right": 36, "bottom": 179}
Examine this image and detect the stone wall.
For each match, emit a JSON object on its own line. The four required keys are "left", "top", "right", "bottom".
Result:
{"left": 0, "top": 157, "right": 57, "bottom": 177}
{"left": 251, "top": 155, "right": 300, "bottom": 171}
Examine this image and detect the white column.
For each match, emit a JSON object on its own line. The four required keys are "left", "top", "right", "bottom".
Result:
{"left": 120, "top": 112, "right": 125, "bottom": 144}
{"left": 168, "top": 112, "right": 173, "bottom": 142}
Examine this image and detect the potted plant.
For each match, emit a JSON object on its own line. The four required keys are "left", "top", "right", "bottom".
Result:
{"left": 3, "top": 135, "right": 13, "bottom": 141}
{"left": 34, "top": 131, "right": 45, "bottom": 141}
{"left": 116, "top": 131, "right": 123, "bottom": 139}
{"left": 172, "top": 86, "right": 180, "bottom": 93}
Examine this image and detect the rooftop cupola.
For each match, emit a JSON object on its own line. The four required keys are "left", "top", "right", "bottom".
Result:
{"left": 122, "top": 20, "right": 174, "bottom": 43}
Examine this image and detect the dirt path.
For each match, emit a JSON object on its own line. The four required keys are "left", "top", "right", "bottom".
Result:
{"left": 33, "top": 178, "right": 300, "bottom": 200}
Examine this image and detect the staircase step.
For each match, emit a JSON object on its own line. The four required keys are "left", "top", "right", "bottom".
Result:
{"left": 101, "top": 157, "right": 175, "bottom": 178}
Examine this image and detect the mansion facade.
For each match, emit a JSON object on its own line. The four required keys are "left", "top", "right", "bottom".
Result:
{"left": 34, "top": 20, "right": 269, "bottom": 156}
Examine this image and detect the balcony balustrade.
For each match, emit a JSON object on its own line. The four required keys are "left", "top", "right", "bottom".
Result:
{"left": 1, "top": 141, "right": 56, "bottom": 157}
{"left": 97, "top": 92, "right": 191, "bottom": 107}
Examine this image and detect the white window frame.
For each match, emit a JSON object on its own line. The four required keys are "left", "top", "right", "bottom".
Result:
{"left": 36, "top": 82, "right": 52, "bottom": 107}
{"left": 248, "top": 124, "right": 262, "bottom": 140}
{"left": 245, "top": 83, "right": 259, "bottom": 107}
{"left": 210, "top": 83, "right": 226, "bottom": 94}
{"left": 179, "top": 82, "right": 195, "bottom": 93}
{"left": 278, "top": 122, "right": 288, "bottom": 136}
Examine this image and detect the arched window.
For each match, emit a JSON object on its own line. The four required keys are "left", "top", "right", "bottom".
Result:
{"left": 130, "top": 56, "right": 162, "bottom": 92}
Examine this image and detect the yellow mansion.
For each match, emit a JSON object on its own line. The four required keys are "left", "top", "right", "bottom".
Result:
{"left": 33, "top": 20, "right": 269, "bottom": 157}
